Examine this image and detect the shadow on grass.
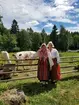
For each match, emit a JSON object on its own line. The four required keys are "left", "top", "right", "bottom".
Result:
{"left": 61, "top": 75, "right": 79, "bottom": 81}
{"left": 13, "top": 82, "right": 56, "bottom": 96}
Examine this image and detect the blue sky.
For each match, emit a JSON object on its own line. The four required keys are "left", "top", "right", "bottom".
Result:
{"left": 0, "top": 0, "right": 79, "bottom": 34}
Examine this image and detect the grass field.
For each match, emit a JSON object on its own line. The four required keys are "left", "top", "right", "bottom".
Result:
{"left": 0, "top": 52, "right": 79, "bottom": 105}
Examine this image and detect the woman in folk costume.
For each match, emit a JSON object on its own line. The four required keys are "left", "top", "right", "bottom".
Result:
{"left": 37, "top": 43, "right": 53, "bottom": 85}
{"left": 47, "top": 41, "right": 61, "bottom": 83}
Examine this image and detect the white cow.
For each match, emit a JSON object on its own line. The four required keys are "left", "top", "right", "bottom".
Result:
{"left": 13, "top": 51, "right": 37, "bottom": 70}
{"left": 1, "top": 51, "right": 12, "bottom": 64}
{"left": 13, "top": 51, "right": 37, "bottom": 60}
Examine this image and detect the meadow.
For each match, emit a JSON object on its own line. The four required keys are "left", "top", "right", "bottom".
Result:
{"left": 0, "top": 52, "right": 79, "bottom": 105}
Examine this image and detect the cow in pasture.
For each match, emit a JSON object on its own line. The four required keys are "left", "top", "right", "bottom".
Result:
{"left": 1, "top": 51, "right": 12, "bottom": 64}
{"left": 13, "top": 51, "right": 37, "bottom": 70}
{"left": 1, "top": 51, "right": 14, "bottom": 79}
{"left": 13, "top": 51, "right": 37, "bottom": 60}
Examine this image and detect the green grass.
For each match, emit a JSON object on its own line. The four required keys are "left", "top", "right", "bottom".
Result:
{"left": 0, "top": 52, "right": 79, "bottom": 105}
{"left": 0, "top": 74, "right": 79, "bottom": 105}
{"left": 60, "top": 52, "right": 79, "bottom": 57}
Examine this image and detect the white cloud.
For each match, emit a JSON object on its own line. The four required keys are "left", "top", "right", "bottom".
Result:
{"left": 56, "top": 5, "right": 74, "bottom": 11}
{"left": 74, "top": 8, "right": 79, "bottom": 13}
{"left": 51, "top": 17, "right": 77, "bottom": 24}
{"left": 32, "top": 27, "right": 41, "bottom": 33}
{"left": 25, "top": 20, "right": 39, "bottom": 28}
{"left": 0, "top": 0, "right": 74, "bottom": 22}
{"left": 55, "top": 0, "right": 68, "bottom": 6}
{"left": 66, "top": 23, "right": 79, "bottom": 32}
{"left": 66, "top": 26, "right": 79, "bottom": 32}
{"left": 68, "top": 0, "right": 78, "bottom": 5}
{"left": 28, "top": 20, "right": 39, "bottom": 25}
{"left": 44, "top": 23, "right": 53, "bottom": 28}
{"left": 54, "top": 0, "right": 76, "bottom": 7}
{"left": 18, "top": 20, "right": 39, "bottom": 30}
{"left": 0, "top": 0, "right": 78, "bottom": 32}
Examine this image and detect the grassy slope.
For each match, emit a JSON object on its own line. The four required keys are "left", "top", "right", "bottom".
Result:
{"left": 0, "top": 52, "right": 79, "bottom": 105}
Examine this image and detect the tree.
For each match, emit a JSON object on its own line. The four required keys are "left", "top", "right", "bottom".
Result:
{"left": 17, "top": 29, "right": 31, "bottom": 51}
{"left": 41, "top": 28, "right": 47, "bottom": 43}
{"left": 0, "top": 33, "right": 17, "bottom": 51}
{"left": 27, "top": 27, "right": 34, "bottom": 49}
{"left": 0, "top": 15, "right": 6, "bottom": 35}
{"left": 45, "top": 34, "right": 50, "bottom": 44}
{"left": 58, "top": 25, "right": 72, "bottom": 51}
{"left": 10, "top": 19, "right": 19, "bottom": 34}
{"left": 73, "top": 35, "right": 79, "bottom": 49}
{"left": 32, "top": 32, "right": 42, "bottom": 51}
{"left": 70, "top": 32, "right": 79, "bottom": 49}
{"left": 50, "top": 25, "right": 58, "bottom": 48}
{"left": 27, "top": 27, "right": 33, "bottom": 33}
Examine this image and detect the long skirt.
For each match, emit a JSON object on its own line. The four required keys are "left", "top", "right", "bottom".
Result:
{"left": 37, "top": 58, "right": 50, "bottom": 81}
{"left": 50, "top": 58, "right": 61, "bottom": 81}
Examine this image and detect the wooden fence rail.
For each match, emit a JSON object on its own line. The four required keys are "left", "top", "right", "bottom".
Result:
{"left": 0, "top": 56, "right": 79, "bottom": 82}
{"left": 0, "top": 70, "right": 78, "bottom": 82}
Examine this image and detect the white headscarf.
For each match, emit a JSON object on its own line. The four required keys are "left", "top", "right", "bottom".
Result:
{"left": 47, "top": 41, "right": 54, "bottom": 48}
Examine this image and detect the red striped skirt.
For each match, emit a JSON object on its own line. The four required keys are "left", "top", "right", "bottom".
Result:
{"left": 50, "top": 58, "right": 61, "bottom": 81}
{"left": 37, "top": 58, "right": 49, "bottom": 81}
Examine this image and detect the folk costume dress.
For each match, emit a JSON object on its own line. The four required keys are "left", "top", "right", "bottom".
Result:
{"left": 50, "top": 48, "right": 61, "bottom": 81}
{"left": 37, "top": 44, "right": 53, "bottom": 82}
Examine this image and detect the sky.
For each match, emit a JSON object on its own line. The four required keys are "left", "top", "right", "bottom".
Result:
{"left": 0, "top": 0, "right": 79, "bottom": 34}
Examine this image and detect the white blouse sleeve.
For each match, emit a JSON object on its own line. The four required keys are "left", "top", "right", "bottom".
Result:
{"left": 48, "top": 51, "right": 54, "bottom": 70}
{"left": 51, "top": 49, "right": 60, "bottom": 64}
{"left": 56, "top": 50, "right": 60, "bottom": 63}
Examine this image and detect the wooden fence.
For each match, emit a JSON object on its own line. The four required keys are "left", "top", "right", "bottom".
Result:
{"left": 0, "top": 56, "right": 79, "bottom": 82}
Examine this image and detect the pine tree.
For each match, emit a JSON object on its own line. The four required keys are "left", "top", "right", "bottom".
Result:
{"left": 50, "top": 25, "right": 58, "bottom": 48}
{"left": 0, "top": 15, "right": 5, "bottom": 35}
{"left": 10, "top": 19, "right": 19, "bottom": 34}
{"left": 58, "top": 25, "right": 71, "bottom": 51}
{"left": 41, "top": 28, "right": 47, "bottom": 43}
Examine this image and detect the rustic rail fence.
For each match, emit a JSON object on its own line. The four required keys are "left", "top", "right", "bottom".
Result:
{"left": 0, "top": 56, "right": 79, "bottom": 82}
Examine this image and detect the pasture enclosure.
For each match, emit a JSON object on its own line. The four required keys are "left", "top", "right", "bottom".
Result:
{"left": 0, "top": 53, "right": 79, "bottom": 82}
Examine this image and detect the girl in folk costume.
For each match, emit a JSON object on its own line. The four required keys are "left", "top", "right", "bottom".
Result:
{"left": 37, "top": 43, "right": 53, "bottom": 85}
{"left": 47, "top": 41, "right": 61, "bottom": 83}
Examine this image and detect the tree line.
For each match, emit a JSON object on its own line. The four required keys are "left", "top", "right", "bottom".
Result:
{"left": 0, "top": 16, "right": 79, "bottom": 52}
